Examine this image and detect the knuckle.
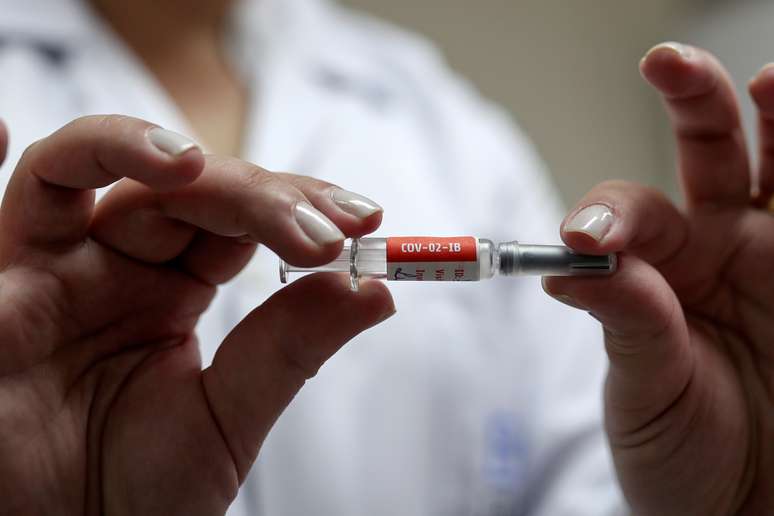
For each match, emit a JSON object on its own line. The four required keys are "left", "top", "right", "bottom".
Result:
{"left": 17, "top": 140, "right": 43, "bottom": 171}
{"left": 89, "top": 114, "right": 135, "bottom": 132}
{"left": 230, "top": 164, "right": 299, "bottom": 226}
{"left": 277, "top": 172, "right": 336, "bottom": 193}
{"left": 79, "top": 115, "right": 147, "bottom": 146}
{"left": 241, "top": 164, "right": 279, "bottom": 191}
{"left": 239, "top": 164, "right": 302, "bottom": 208}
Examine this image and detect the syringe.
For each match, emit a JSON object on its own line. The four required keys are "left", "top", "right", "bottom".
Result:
{"left": 280, "top": 236, "right": 617, "bottom": 291}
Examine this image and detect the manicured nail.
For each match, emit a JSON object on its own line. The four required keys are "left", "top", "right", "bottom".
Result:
{"left": 148, "top": 127, "right": 199, "bottom": 156}
{"left": 294, "top": 201, "right": 345, "bottom": 245}
{"left": 564, "top": 204, "right": 614, "bottom": 242}
{"left": 331, "top": 188, "right": 383, "bottom": 218}
{"left": 643, "top": 41, "right": 692, "bottom": 62}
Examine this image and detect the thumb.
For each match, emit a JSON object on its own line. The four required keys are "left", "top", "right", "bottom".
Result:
{"left": 542, "top": 180, "right": 695, "bottom": 437}
{"left": 543, "top": 257, "right": 693, "bottom": 435}
{"left": 201, "top": 273, "right": 395, "bottom": 480}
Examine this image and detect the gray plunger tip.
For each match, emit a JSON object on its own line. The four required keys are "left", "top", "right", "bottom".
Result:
{"left": 498, "top": 242, "right": 617, "bottom": 277}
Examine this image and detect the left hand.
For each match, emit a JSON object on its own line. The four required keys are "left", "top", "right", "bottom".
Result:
{"left": 543, "top": 43, "right": 774, "bottom": 515}
{"left": 0, "top": 115, "right": 394, "bottom": 515}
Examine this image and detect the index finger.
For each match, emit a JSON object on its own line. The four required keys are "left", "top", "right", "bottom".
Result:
{"left": 0, "top": 115, "right": 204, "bottom": 248}
{"left": 640, "top": 42, "right": 751, "bottom": 207}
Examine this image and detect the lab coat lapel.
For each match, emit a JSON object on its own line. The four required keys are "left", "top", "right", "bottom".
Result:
{"left": 243, "top": 52, "right": 341, "bottom": 175}
{"left": 238, "top": 0, "right": 348, "bottom": 174}
{"left": 0, "top": 0, "right": 196, "bottom": 140}
{"left": 235, "top": 0, "right": 412, "bottom": 178}
{"left": 0, "top": 0, "right": 87, "bottom": 47}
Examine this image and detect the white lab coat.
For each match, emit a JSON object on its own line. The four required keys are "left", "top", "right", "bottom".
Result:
{"left": 0, "top": 0, "right": 624, "bottom": 514}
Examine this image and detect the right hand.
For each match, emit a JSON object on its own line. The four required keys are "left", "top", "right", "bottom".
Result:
{"left": 0, "top": 115, "right": 395, "bottom": 515}
{"left": 544, "top": 44, "right": 774, "bottom": 515}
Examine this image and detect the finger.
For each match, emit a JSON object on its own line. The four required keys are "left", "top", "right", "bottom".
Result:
{"left": 0, "top": 115, "right": 203, "bottom": 248}
{"left": 0, "top": 247, "right": 216, "bottom": 377}
{"left": 90, "top": 180, "right": 199, "bottom": 262}
{"left": 542, "top": 256, "right": 694, "bottom": 437}
{"left": 275, "top": 173, "right": 383, "bottom": 237}
{"left": 0, "top": 118, "right": 8, "bottom": 166}
{"left": 177, "top": 232, "right": 257, "bottom": 285}
{"left": 640, "top": 42, "right": 751, "bottom": 207}
{"left": 92, "top": 158, "right": 383, "bottom": 269}
{"left": 174, "top": 175, "right": 382, "bottom": 281}
{"left": 748, "top": 63, "right": 774, "bottom": 204}
{"left": 201, "top": 273, "right": 395, "bottom": 479}
{"left": 561, "top": 180, "right": 688, "bottom": 268}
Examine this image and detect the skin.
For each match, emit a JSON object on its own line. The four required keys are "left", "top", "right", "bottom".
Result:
{"left": 1, "top": 0, "right": 773, "bottom": 513}
{"left": 89, "top": 0, "right": 247, "bottom": 156}
{"left": 544, "top": 44, "right": 774, "bottom": 514}
{"left": 0, "top": 115, "right": 394, "bottom": 514}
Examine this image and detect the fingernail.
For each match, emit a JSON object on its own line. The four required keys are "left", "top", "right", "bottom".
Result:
{"left": 331, "top": 188, "right": 383, "bottom": 218}
{"left": 643, "top": 41, "right": 692, "bottom": 62}
{"left": 294, "top": 201, "right": 345, "bottom": 246}
{"left": 148, "top": 127, "right": 199, "bottom": 156}
{"left": 564, "top": 204, "right": 614, "bottom": 242}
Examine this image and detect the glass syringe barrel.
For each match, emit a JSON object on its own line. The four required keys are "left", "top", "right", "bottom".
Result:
{"left": 279, "top": 236, "right": 617, "bottom": 291}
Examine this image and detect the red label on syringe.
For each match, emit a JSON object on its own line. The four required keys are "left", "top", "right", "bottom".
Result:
{"left": 386, "top": 236, "right": 479, "bottom": 281}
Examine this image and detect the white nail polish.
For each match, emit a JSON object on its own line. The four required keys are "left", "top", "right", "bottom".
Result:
{"left": 644, "top": 41, "right": 692, "bottom": 61}
{"left": 148, "top": 127, "right": 199, "bottom": 156}
{"left": 564, "top": 204, "right": 614, "bottom": 242}
{"left": 331, "top": 188, "right": 383, "bottom": 218}
{"left": 294, "top": 201, "right": 345, "bottom": 245}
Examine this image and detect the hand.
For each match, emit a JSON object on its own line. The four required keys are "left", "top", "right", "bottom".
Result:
{"left": 543, "top": 43, "right": 774, "bottom": 515}
{"left": 0, "top": 115, "right": 394, "bottom": 515}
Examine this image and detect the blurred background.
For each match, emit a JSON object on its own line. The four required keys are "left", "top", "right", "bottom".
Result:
{"left": 341, "top": 0, "right": 774, "bottom": 207}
